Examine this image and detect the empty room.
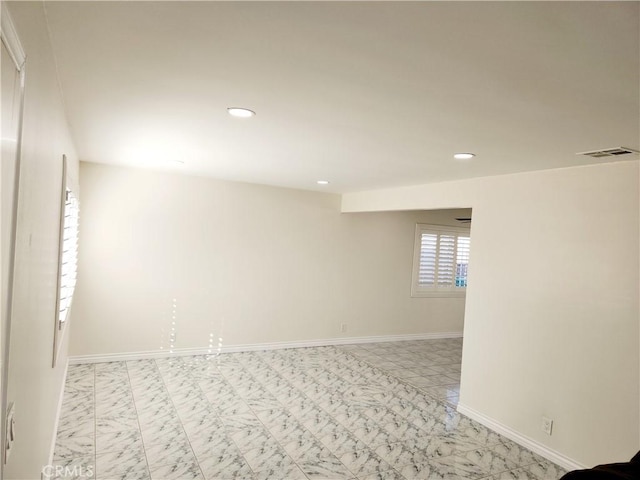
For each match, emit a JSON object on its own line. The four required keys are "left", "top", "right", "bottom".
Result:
{"left": 1, "top": 2, "right": 638, "bottom": 480}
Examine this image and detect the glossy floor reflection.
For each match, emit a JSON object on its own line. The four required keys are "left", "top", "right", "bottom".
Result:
{"left": 53, "top": 338, "right": 567, "bottom": 479}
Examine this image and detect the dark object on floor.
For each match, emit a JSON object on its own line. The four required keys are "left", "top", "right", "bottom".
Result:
{"left": 560, "top": 451, "right": 640, "bottom": 479}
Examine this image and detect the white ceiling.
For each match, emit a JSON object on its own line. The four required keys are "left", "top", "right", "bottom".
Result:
{"left": 43, "top": 1, "right": 639, "bottom": 193}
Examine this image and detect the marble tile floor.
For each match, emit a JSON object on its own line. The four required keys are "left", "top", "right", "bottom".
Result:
{"left": 53, "top": 338, "right": 567, "bottom": 480}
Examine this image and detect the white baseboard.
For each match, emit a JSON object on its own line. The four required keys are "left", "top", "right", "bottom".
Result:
{"left": 456, "top": 402, "right": 586, "bottom": 472}
{"left": 68, "top": 332, "right": 463, "bottom": 364}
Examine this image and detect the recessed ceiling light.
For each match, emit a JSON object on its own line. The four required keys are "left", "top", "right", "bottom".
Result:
{"left": 317, "top": 180, "right": 330, "bottom": 185}
{"left": 454, "top": 153, "right": 475, "bottom": 160}
{"left": 227, "top": 107, "right": 255, "bottom": 118}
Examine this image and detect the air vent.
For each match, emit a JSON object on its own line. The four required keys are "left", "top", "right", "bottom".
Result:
{"left": 456, "top": 217, "right": 472, "bottom": 224}
{"left": 577, "top": 147, "right": 639, "bottom": 158}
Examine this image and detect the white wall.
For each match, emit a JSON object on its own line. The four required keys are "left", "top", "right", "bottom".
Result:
{"left": 343, "top": 160, "right": 640, "bottom": 468}
{"left": 71, "top": 162, "right": 468, "bottom": 357}
{"left": 4, "top": 2, "right": 80, "bottom": 479}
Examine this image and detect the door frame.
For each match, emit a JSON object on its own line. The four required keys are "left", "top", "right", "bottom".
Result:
{"left": 1, "top": 3, "right": 26, "bottom": 473}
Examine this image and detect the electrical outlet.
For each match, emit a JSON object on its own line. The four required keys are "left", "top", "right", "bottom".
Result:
{"left": 541, "top": 416, "right": 553, "bottom": 435}
{"left": 340, "top": 323, "right": 347, "bottom": 333}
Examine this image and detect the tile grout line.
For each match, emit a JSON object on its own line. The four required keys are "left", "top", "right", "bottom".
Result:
{"left": 336, "top": 346, "right": 491, "bottom": 477}
{"left": 220, "top": 348, "right": 383, "bottom": 479}
{"left": 255, "top": 347, "right": 397, "bottom": 479}
{"left": 215, "top": 352, "right": 315, "bottom": 480}
{"left": 270, "top": 348, "right": 368, "bottom": 479}
{"left": 344, "top": 346, "right": 460, "bottom": 406}
{"left": 191, "top": 359, "right": 238, "bottom": 480}
{"left": 154, "top": 357, "right": 207, "bottom": 480}
{"left": 325, "top": 347, "right": 427, "bottom": 479}
{"left": 58, "top": 339, "right": 562, "bottom": 480}
{"left": 249, "top": 350, "right": 361, "bottom": 479}
{"left": 341, "top": 346, "right": 460, "bottom": 409}
{"left": 339, "top": 344, "right": 549, "bottom": 478}
{"left": 125, "top": 360, "right": 153, "bottom": 479}
{"left": 317, "top": 347, "right": 409, "bottom": 479}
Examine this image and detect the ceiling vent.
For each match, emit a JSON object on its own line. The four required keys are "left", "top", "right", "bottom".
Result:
{"left": 577, "top": 147, "right": 639, "bottom": 159}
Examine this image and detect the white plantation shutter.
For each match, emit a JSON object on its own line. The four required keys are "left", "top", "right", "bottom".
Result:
{"left": 437, "top": 234, "right": 455, "bottom": 287}
{"left": 417, "top": 233, "right": 437, "bottom": 286}
{"left": 412, "top": 225, "right": 471, "bottom": 296}
{"left": 58, "top": 189, "right": 79, "bottom": 328}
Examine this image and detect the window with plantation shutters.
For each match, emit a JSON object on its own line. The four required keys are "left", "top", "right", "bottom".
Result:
{"left": 53, "top": 155, "right": 79, "bottom": 366}
{"left": 411, "top": 224, "right": 471, "bottom": 297}
{"left": 58, "top": 188, "right": 79, "bottom": 328}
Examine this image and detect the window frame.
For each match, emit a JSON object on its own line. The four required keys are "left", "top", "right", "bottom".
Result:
{"left": 411, "top": 223, "right": 471, "bottom": 298}
{"left": 53, "top": 155, "right": 79, "bottom": 366}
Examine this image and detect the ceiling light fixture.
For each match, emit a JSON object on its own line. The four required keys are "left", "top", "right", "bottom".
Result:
{"left": 317, "top": 180, "right": 330, "bottom": 185}
{"left": 227, "top": 107, "right": 255, "bottom": 118}
{"left": 454, "top": 153, "right": 475, "bottom": 160}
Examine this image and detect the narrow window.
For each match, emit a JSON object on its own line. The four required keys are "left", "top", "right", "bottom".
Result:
{"left": 53, "top": 155, "right": 79, "bottom": 366}
{"left": 58, "top": 188, "right": 79, "bottom": 328}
